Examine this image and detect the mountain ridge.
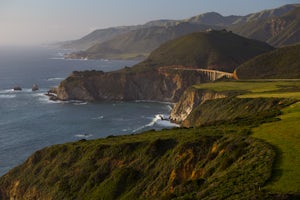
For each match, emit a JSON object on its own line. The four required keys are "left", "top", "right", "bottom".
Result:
{"left": 60, "top": 3, "right": 299, "bottom": 55}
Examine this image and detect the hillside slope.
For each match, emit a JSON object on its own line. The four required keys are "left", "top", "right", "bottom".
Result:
{"left": 59, "top": 26, "right": 139, "bottom": 50}
{"left": 1, "top": 95, "right": 295, "bottom": 199}
{"left": 0, "top": 129, "right": 275, "bottom": 200}
{"left": 235, "top": 44, "right": 300, "bottom": 79}
{"left": 230, "top": 6, "right": 300, "bottom": 47}
{"left": 139, "top": 30, "right": 273, "bottom": 72}
{"left": 60, "top": 4, "right": 298, "bottom": 52}
{"left": 65, "top": 23, "right": 219, "bottom": 60}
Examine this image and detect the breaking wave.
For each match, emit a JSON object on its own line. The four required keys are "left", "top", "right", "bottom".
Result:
{"left": 132, "top": 114, "right": 178, "bottom": 133}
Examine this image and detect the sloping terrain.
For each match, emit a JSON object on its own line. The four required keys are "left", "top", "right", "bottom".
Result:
{"left": 60, "top": 4, "right": 299, "bottom": 52}
{"left": 235, "top": 44, "right": 300, "bottom": 79}
{"left": 230, "top": 6, "right": 300, "bottom": 47}
{"left": 66, "top": 23, "right": 219, "bottom": 60}
{"left": 138, "top": 30, "right": 273, "bottom": 72}
{"left": 0, "top": 106, "right": 286, "bottom": 200}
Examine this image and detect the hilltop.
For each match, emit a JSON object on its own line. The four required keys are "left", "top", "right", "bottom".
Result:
{"left": 135, "top": 30, "right": 273, "bottom": 72}
{"left": 235, "top": 44, "right": 300, "bottom": 79}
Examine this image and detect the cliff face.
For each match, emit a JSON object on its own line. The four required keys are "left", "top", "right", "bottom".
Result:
{"left": 170, "top": 88, "right": 228, "bottom": 123}
{"left": 170, "top": 86, "right": 296, "bottom": 127}
{"left": 56, "top": 67, "right": 217, "bottom": 102}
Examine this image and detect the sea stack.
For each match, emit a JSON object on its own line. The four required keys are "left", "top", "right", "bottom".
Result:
{"left": 32, "top": 84, "right": 39, "bottom": 91}
{"left": 13, "top": 86, "right": 22, "bottom": 91}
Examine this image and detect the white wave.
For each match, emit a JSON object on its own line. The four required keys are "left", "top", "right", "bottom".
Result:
{"left": 92, "top": 116, "right": 104, "bottom": 120}
{"left": 132, "top": 114, "right": 175, "bottom": 133}
{"left": 48, "top": 57, "right": 65, "bottom": 60}
{"left": 0, "top": 94, "right": 16, "bottom": 99}
{"left": 134, "top": 100, "right": 174, "bottom": 105}
{"left": 73, "top": 102, "right": 88, "bottom": 105}
{"left": 156, "top": 120, "right": 180, "bottom": 127}
{"left": 75, "top": 134, "right": 93, "bottom": 138}
{"left": 0, "top": 89, "right": 14, "bottom": 94}
{"left": 167, "top": 105, "right": 173, "bottom": 111}
{"left": 33, "top": 93, "right": 61, "bottom": 104}
{"left": 47, "top": 77, "right": 64, "bottom": 81}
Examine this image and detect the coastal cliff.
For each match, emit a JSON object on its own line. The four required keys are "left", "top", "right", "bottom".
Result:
{"left": 0, "top": 92, "right": 296, "bottom": 199}
{"left": 170, "top": 87, "right": 228, "bottom": 123}
{"left": 0, "top": 128, "right": 275, "bottom": 199}
{"left": 170, "top": 84, "right": 296, "bottom": 127}
{"left": 56, "top": 67, "right": 220, "bottom": 102}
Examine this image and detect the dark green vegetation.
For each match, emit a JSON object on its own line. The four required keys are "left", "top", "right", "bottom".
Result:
{"left": 1, "top": 81, "right": 300, "bottom": 199}
{"left": 189, "top": 81, "right": 300, "bottom": 195}
{"left": 230, "top": 6, "right": 300, "bottom": 47}
{"left": 0, "top": 123, "right": 280, "bottom": 199}
{"left": 136, "top": 30, "right": 273, "bottom": 72}
{"left": 235, "top": 44, "right": 300, "bottom": 79}
{"left": 183, "top": 97, "right": 295, "bottom": 127}
{"left": 67, "top": 23, "right": 218, "bottom": 60}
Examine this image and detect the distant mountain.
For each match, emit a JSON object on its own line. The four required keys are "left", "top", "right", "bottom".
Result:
{"left": 66, "top": 23, "right": 220, "bottom": 60}
{"left": 61, "top": 4, "right": 299, "bottom": 59}
{"left": 235, "top": 44, "right": 300, "bottom": 79}
{"left": 230, "top": 5, "right": 300, "bottom": 46}
{"left": 185, "top": 12, "right": 240, "bottom": 26}
{"left": 59, "top": 26, "right": 139, "bottom": 50}
{"left": 137, "top": 30, "right": 274, "bottom": 72}
{"left": 232, "top": 4, "right": 298, "bottom": 25}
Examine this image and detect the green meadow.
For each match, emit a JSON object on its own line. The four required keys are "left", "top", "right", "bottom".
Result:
{"left": 197, "top": 80, "right": 300, "bottom": 194}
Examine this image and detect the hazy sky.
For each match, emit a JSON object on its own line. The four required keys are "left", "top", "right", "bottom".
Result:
{"left": 0, "top": 0, "right": 299, "bottom": 45}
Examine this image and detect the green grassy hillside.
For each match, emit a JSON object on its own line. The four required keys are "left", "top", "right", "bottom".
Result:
{"left": 0, "top": 126, "right": 278, "bottom": 199}
{"left": 235, "top": 44, "right": 300, "bottom": 79}
{"left": 186, "top": 80, "right": 300, "bottom": 195}
{"left": 1, "top": 80, "right": 300, "bottom": 199}
{"left": 138, "top": 30, "right": 273, "bottom": 72}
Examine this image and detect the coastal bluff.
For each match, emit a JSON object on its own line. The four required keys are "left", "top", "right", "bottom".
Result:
{"left": 56, "top": 67, "right": 231, "bottom": 102}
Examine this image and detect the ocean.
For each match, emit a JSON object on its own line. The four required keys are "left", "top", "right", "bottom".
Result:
{"left": 0, "top": 47, "right": 177, "bottom": 176}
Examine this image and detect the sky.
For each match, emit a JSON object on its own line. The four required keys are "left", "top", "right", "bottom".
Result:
{"left": 0, "top": 0, "right": 299, "bottom": 46}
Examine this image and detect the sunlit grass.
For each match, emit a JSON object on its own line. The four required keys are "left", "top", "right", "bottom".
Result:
{"left": 238, "top": 92, "right": 300, "bottom": 99}
{"left": 194, "top": 80, "right": 300, "bottom": 93}
{"left": 252, "top": 102, "right": 300, "bottom": 193}
{"left": 194, "top": 80, "right": 300, "bottom": 193}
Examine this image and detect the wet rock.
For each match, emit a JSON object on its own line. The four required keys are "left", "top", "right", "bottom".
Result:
{"left": 32, "top": 84, "right": 39, "bottom": 91}
{"left": 13, "top": 86, "right": 22, "bottom": 91}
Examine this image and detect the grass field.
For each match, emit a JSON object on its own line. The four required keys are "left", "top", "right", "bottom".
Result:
{"left": 253, "top": 102, "right": 300, "bottom": 193}
{"left": 193, "top": 80, "right": 300, "bottom": 93}
{"left": 196, "top": 80, "right": 300, "bottom": 194}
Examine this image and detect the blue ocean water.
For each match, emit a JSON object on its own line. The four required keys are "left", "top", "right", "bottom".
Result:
{"left": 0, "top": 47, "right": 177, "bottom": 176}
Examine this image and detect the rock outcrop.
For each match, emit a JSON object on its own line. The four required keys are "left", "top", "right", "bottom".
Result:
{"left": 13, "top": 86, "right": 22, "bottom": 91}
{"left": 56, "top": 67, "right": 229, "bottom": 102}
{"left": 32, "top": 84, "right": 39, "bottom": 91}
